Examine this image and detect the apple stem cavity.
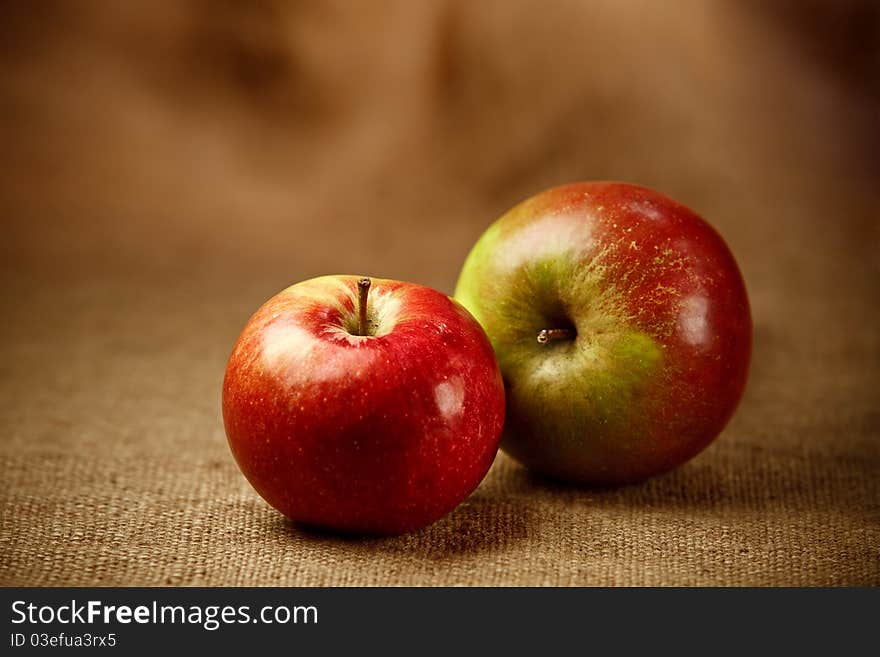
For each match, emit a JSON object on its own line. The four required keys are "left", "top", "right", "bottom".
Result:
{"left": 537, "top": 328, "right": 575, "bottom": 345}
{"left": 357, "top": 277, "right": 372, "bottom": 336}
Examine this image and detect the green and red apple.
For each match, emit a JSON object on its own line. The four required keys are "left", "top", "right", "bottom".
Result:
{"left": 455, "top": 182, "right": 751, "bottom": 484}
{"left": 223, "top": 276, "right": 505, "bottom": 535}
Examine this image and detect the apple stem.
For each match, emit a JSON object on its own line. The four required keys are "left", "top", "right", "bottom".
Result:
{"left": 537, "top": 328, "right": 575, "bottom": 344}
{"left": 357, "top": 277, "right": 371, "bottom": 336}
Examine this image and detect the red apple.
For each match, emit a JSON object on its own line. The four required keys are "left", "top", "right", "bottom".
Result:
{"left": 222, "top": 275, "right": 505, "bottom": 535}
{"left": 455, "top": 182, "right": 752, "bottom": 484}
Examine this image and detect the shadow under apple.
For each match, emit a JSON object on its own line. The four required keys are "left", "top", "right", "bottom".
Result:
{"left": 507, "top": 441, "right": 877, "bottom": 523}
{"left": 278, "top": 491, "right": 537, "bottom": 560}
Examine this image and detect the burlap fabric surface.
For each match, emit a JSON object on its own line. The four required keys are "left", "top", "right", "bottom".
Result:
{"left": 1, "top": 2, "right": 878, "bottom": 586}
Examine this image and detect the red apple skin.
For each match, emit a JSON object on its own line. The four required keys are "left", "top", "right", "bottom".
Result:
{"left": 222, "top": 276, "right": 505, "bottom": 535}
{"left": 454, "top": 182, "right": 752, "bottom": 485}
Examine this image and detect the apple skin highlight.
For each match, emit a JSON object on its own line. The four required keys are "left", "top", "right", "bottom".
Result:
{"left": 222, "top": 276, "right": 505, "bottom": 535}
{"left": 455, "top": 182, "right": 752, "bottom": 485}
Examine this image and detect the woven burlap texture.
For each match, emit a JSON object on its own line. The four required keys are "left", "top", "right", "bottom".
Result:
{"left": 1, "top": 1, "right": 878, "bottom": 586}
{"left": 1, "top": 252, "right": 878, "bottom": 585}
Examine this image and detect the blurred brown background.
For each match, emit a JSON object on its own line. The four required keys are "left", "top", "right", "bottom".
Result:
{"left": 1, "top": 1, "right": 878, "bottom": 585}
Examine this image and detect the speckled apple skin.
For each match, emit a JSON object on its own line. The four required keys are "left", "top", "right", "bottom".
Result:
{"left": 222, "top": 276, "right": 505, "bottom": 535}
{"left": 455, "top": 182, "right": 752, "bottom": 485}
